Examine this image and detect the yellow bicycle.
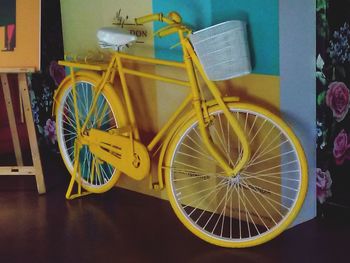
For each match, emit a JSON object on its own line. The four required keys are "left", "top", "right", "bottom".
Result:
{"left": 53, "top": 12, "right": 308, "bottom": 248}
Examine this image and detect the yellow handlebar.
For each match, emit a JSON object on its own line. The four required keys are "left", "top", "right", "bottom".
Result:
{"left": 135, "top": 13, "right": 163, "bottom": 25}
{"left": 167, "top": 12, "right": 182, "bottom": 23}
{"left": 135, "top": 12, "right": 190, "bottom": 38}
{"left": 135, "top": 11, "right": 182, "bottom": 25}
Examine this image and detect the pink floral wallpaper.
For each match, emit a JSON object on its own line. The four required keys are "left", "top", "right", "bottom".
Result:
{"left": 316, "top": 0, "right": 350, "bottom": 215}
{"left": 29, "top": 0, "right": 64, "bottom": 153}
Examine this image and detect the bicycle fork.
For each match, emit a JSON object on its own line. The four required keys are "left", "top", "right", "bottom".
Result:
{"left": 182, "top": 38, "right": 251, "bottom": 177}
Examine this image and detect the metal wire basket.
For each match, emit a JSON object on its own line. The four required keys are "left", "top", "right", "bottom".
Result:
{"left": 189, "top": 21, "right": 251, "bottom": 81}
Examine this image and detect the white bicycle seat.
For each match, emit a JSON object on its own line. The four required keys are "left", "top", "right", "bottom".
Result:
{"left": 97, "top": 27, "right": 137, "bottom": 51}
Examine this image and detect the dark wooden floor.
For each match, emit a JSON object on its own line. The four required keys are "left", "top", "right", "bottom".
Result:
{"left": 0, "top": 154, "right": 349, "bottom": 263}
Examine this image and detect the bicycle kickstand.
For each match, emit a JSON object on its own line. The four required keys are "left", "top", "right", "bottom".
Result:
{"left": 65, "top": 141, "right": 93, "bottom": 200}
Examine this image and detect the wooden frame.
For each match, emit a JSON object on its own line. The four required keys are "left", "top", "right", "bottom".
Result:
{"left": 0, "top": 68, "right": 46, "bottom": 194}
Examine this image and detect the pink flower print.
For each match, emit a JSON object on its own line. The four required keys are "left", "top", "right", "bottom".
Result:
{"left": 333, "top": 129, "right": 350, "bottom": 165}
{"left": 44, "top": 119, "right": 57, "bottom": 144}
{"left": 316, "top": 168, "right": 332, "bottom": 204}
{"left": 326, "top": 82, "right": 350, "bottom": 122}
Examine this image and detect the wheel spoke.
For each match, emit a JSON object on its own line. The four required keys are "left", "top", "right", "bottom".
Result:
{"left": 241, "top": 179, "right": 279, "bottom": 226}
{"left": 186, "top": 135, "right": 208, "bottom": 155}
{"left": 174, "top": 160, "right": 207, "bottom": 173}
{"left": 249, "top": 124, "right": 275, "bottom": 162}
{"left": 178, "top": 142, "right": 214, "bottom": 161}
{"left": 183, "top": 179, "right": 227, "bottom": 213}
{"left": 241, "top": 173, "right": 299, "bottom": 193}
{"left": 239, "top": 180, "right": 286, "bottom": 218}
{"left": 242, "top": 169, "right": 301, "bottom": 182}
{"left": 212, "top": 124, "right": 235, "bottom": 166}
{"left": 248, "top": 132, "right": 284, "bottom": 165}
{"left": 242, "top": 189, "right": 263, "bottom": 236}
{"left": 245, "top": 150, "right": 296, "bottom": 169}
{"left": 163, "top": 166, "right": 226, "bottom": 179}
{"left": 177, "top": 179, "right": 226, "bottom": 202}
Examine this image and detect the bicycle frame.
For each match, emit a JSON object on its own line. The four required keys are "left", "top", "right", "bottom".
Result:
{"left": 56, "top": 29, "right": 250, "bottom": 200}
{"left": 58, "top": 28, "right": 251, "bottom": 193}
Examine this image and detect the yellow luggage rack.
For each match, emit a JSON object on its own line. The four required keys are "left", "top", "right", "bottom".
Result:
{"left": 58, "top": 60, "right": 109, "bottom": 71}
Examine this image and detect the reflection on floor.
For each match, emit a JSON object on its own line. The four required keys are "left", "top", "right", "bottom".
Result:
{"left": 0, "top": 152, "right": 349, "bottom": 263}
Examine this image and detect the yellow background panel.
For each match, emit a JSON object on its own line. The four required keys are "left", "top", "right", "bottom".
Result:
{"left": 60, "top": 0, "right": 154, "bottom": 58}
{"left": 219, "top": 73, "right": 280, "bottom": 114}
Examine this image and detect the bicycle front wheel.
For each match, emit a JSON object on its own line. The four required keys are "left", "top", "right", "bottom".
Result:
{"left": 55, "top": 72, "right": 127, "bottom": 193}
{"left": 164, "top": 103, "right": 308, "bottom": 247}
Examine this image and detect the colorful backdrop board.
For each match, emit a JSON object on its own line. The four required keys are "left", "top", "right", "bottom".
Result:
{"left": 60, "top": 0, "right": 316, "bottom": 223}
{"left": 0, "top": 0, "right": 41, "bottom": 71}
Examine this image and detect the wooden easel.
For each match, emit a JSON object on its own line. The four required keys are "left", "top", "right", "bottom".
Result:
{"left": 0, "top": 68, "right": 46, "bottom": 194}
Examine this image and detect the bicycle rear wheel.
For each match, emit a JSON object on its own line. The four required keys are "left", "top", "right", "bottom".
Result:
{"left": 55, "top": 72, "right": 127, "bottom": 193}
{"left": 164, "top": 103, "right": 308, "bottom": 247}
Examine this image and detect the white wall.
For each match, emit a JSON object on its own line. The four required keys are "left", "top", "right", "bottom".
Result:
{"left": 280, "top": 0, "right": 316, "bottom": 225}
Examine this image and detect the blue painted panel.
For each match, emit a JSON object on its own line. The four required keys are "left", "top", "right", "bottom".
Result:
{"left": 211, "top": 0, "right": 279, "bottom": 75}
{"left": 152, "top": 0, "right": 212, "bottom": 62}
{"left": 152, "top": 0, "right": 279, "bottom": 76}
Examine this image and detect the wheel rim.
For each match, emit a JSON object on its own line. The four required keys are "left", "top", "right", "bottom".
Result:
{"left": 56, "top": 81, "right": 118, "bottom": 189}
{"left": 167, "top": 107, "right": 306, "bottom": 246}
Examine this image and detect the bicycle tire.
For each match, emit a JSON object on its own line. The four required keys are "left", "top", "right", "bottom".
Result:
{"left": 55, "top": 72, "right": 127, "bottom": 193}
{"left": 164, "top": 102, "right": 308, "bottom": 247}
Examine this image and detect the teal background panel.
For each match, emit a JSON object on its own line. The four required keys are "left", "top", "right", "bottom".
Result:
{"left": 152, "top": 0, "right": 279, "bottom": 76}
{"left": 211, "top": 0, "right": 279, "bottom": 76}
